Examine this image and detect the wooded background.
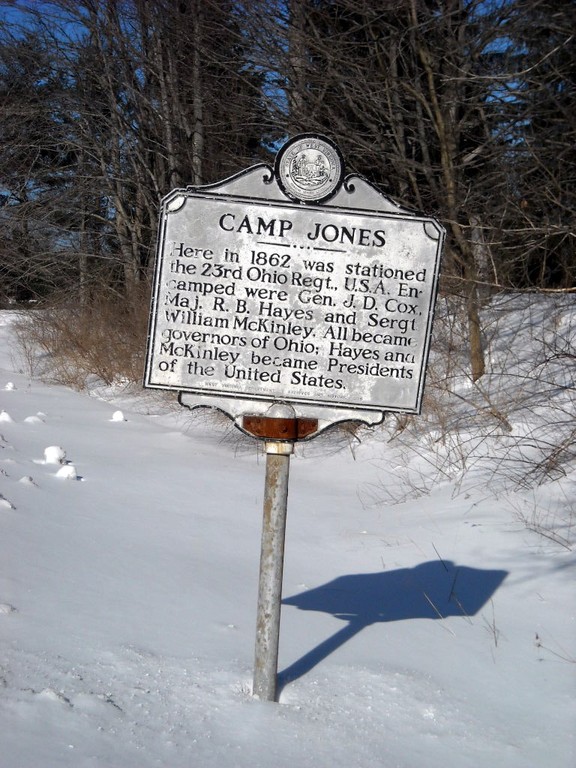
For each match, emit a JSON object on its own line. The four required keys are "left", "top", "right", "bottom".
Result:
{"left": 1, "top": 0, "right": 574, "bottom": 381}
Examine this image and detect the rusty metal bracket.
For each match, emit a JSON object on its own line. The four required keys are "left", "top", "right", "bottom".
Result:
{"left": 242, "top": 415, "right": 319, "bottom": 441}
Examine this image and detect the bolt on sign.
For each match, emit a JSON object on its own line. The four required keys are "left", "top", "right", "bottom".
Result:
{"left": 144, "top": 135, "right": 444, "bottom": 432}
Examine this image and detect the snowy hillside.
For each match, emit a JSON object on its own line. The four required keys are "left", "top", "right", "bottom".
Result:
{"left": 0, "top": 299, "right": 574, "bottom": 768}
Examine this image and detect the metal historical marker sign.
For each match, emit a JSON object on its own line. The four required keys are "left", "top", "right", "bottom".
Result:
{"left": 144, "top": 134, "right": 444, "bottom": 434}
{"left": 144, "top": 135, "right": 444, "bottom": 702}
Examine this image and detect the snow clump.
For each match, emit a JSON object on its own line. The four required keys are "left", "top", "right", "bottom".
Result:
{"left": 43, "top": 446, "right": 66, "bottom": 464}
{"left": 24, "top": 415, "right": 44, "bottom": 425}
{"left": 55, "top": 464, "right": 77, "bottom": 480}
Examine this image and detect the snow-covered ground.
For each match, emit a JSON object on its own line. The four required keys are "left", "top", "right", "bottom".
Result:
{"left": 0, "top": 301, "right": 574, "bottom": 768}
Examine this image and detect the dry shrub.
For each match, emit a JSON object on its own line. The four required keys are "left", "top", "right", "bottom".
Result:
{"left": 14, "top": 287, "right": 151, "bottom": 390}
{"left": 366, "top": 294, "right": 576, "bottom": 521}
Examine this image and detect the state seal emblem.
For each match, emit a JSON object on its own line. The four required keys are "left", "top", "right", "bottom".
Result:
{"left": 275, "top": 134, "right": 344, "bottom": 204}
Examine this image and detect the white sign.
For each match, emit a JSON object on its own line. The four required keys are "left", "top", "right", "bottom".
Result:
{"left": 145, "top": 160, "right": 443, "bottom": 419}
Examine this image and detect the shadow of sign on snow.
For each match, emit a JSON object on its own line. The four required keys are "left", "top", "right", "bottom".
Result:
{"left": 280, "top": 560, "right": 507, "bottom": 687}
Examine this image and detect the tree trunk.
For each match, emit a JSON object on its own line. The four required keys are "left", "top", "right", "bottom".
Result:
{"left": 467, "top": 279, "right": 485, "bottom": 382}
{"left": 191, "top": 0, "right": 204, "bottom": 185}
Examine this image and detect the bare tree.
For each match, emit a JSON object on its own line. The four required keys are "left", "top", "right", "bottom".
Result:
{"left": 0, "top": 0, "right": 270, "bottom": 304}
{"left": 254, "top": 0, "right": 575, "bottom": 380}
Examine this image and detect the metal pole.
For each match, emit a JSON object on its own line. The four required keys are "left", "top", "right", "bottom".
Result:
{"left": 253, "top": 440, "right": 293, "bottom": 701}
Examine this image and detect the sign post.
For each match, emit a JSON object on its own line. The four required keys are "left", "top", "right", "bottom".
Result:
{"left": 144, "top": 134, "right": 444, "bottom": 701}
{"left": 242, "top": 404, "right": 318, "bottom": 701}
{"left": 253, "top": 433, "right": 293, "bottom": 701}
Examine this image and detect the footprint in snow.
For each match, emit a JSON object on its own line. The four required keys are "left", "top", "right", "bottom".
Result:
{"left": 0, "top": 494, "right": 15, "bottom": 509}
{"left": 35, "top": 688, "right": 72, "bottom": 707}
{"left": 18, "top": 476, "right": 37, "bottom": 487}
{"left": 72, "top": 692, "right": 123, "bottom": 714}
